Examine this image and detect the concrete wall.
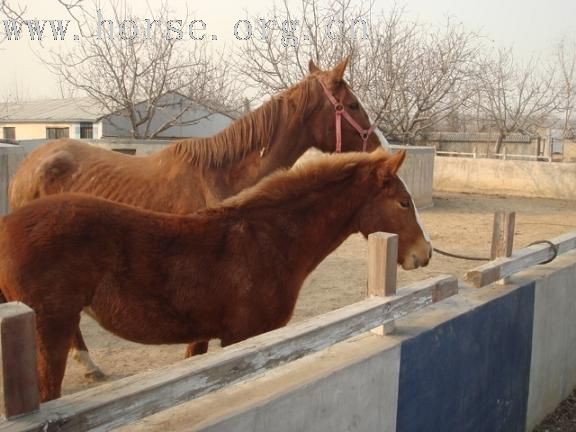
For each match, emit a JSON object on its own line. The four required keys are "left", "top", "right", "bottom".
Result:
{"left": 296, "top": 145, "right": 435, "bottom": 209}
{"left": 84, "top": 138, "right": 171, "bottom": 156}
{"left": 390, "top": 145, "right": 434, "bottom": 208}
{"left": 0, "top": 145, "right": 26, "bottom": 215}
{"left": 15, "top": 138, "right": 173, "bottom": 156}
{"left": 433, "top": 140, "right": 537, "bottom": 156}
{"left": 119, "top": 250, "right": 576, "bottom": 432}
{"left": 565, "top": 141, "right": 576, "bottom": 162}
{"left": 434, "top": 157, "right": 576, "bottom": 200}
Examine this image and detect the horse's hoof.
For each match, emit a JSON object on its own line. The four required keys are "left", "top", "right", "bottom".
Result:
{"left": 84, "top": 369, "right": 107, "bottom": 382}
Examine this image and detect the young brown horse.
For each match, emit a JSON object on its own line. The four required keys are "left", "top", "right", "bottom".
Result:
{"left": 7, "top": 58, "right": 386, "bottom": 378}
{"left": 0, "top": 149, "right": 430, "bottom": 402}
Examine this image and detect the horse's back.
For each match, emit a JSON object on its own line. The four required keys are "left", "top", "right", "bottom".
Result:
{"left": 10, "top": 139, "right": 85, "bottom": 208}
{"left": 0, "top": 193, "right": 141, "bottom": 302}
{"left": 9, "top": 139, "right": 151, "bottom": 210}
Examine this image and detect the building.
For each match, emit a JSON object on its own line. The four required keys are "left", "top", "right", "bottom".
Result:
{"left": 0, "top": 92, "right": 236, "bottom": 143}
{"left": 0, "top": 98, "right": 106, "bottom": 141}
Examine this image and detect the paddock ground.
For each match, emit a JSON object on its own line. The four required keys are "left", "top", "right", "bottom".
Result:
{"left": 61, "top": 192, "right": 576, "bottom": 400}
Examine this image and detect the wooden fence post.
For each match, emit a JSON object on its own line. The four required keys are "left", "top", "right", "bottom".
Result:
{"left": 490, "top": 211, "right": 516, "bottom": 260}
{"left": 490, "top": 211, "right": 516, "bottom": 285}
{"left": 0, "top": 302, "right": 39, "bottom": 419}
{"left": 367, "top": 232, "right": 398, "bottom": 335}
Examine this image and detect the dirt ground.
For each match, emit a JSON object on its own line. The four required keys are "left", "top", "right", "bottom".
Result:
{"left": 58, "top": 192, "right": 576, "bottom": 429}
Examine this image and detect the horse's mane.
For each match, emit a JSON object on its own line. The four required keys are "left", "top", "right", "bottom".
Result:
{"left": 170, "top": 76, "right": 320, "bottom": 168}
{"left": 217, "top": 151, "right": 387, "bottom": 211}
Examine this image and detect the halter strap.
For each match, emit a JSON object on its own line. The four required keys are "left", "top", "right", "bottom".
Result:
{"left": 317, "top": 79, "right": 376, "bottom": 152}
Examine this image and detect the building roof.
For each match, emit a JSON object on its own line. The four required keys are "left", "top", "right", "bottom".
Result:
{"left": 0, "top": 93, "right": 241, "bottom": 123}
{"left": 0, "top": 97, "right": 109, "bottom": 123}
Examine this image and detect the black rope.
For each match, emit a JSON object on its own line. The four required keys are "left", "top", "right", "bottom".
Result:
{"left": 433, "top": 247, "right": 490, "bottom": 261}
{"left": 433, "top": 239, "right": 560, "bottom": 264}
{"left": 527, "top": 240, "right": 559, "bottom": 265}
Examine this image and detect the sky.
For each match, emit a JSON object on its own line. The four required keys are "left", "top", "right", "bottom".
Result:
{"left": 1, "top": 0, "right": 575, "bottom": 100}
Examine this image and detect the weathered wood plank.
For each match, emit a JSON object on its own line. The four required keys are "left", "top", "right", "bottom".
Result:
{"left": 490, "top": 211, "right": 515, "bottom": 260}
{"left": 367, "top": 232, "right": 398, "bottom": 297}
{"left": 464, "top": 231, "right": 576, "bottom": 288}
{"left": 0, "top": 276, "right": 458, "bottom": 432}
{"left": 367, "top": 232, "right": 398, "bottom": 335}
{"left": 0, "top": 303, "right": 39, "bottom": 420}
{"left": 490, "top": 211, "right": 516, "bottom": 286}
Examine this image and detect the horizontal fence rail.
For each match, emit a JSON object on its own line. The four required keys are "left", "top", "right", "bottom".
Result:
{"left": 0, "top": 275, "right": 458, "bottom": 432}
{"left": 464, "top": 231, "right": 576, "bottom": 288}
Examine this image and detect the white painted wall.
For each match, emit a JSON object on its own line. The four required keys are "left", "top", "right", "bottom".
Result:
{"left": 434, "top": 157, "right": 576, "bottom": 200}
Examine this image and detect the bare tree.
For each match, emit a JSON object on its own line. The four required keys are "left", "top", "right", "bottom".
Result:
{"left": 235, "top": 0, "right": 375, "bottom": 94}
{"left": 235, "top": 0, "right": 480, "bottom": 143}
{"left": 475, "top": 48, "right": 558, "bottom": 154}
{"left": 40, "top": 1, "right": 244, "bottom": 138}
{"left": 360, "top": 16, "right": 480, "bottom": 143}
{"left": 557, "top": 37, "right": 576, "bottom": 139}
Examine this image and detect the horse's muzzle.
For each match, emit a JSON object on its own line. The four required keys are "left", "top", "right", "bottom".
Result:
{"left": 402, "top": 241, "right": 432, "bottom": 270}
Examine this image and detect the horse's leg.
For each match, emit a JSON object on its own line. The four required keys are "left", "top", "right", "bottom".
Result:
{"left": 70, "top": 327, "right": 106, "bottom": 381}
{"left": 184, "top": 341, "right": 209, "bottom": 358}
{"left": 35, "top": 314, "right": 79, "bottom": 402}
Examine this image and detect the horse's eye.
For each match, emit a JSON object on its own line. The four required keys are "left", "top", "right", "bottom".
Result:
{"left": 348, "top": 102, "right": 360, "bottom": 110}
{"left": 399, "top": 199, "right": 410, "bottom": 209}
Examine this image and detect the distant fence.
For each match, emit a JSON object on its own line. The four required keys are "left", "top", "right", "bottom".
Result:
{"left": 434, "top": 156, "right": 576, "bottom": 200}
{"left": 422, "top": 132, "right": 544, "bottom": 159}
{"left": 436, "top": 149, "right": 553, "bottom": 162}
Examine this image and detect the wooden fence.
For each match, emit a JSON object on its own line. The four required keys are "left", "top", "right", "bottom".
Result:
{"left": 1, "top": 219, "right": 576, "bottom": 431}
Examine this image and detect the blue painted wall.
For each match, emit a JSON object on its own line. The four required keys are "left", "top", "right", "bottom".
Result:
{"left": 397, "top": 282, "right": 535, "bottom": 432}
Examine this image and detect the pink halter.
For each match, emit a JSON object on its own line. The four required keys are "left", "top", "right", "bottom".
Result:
{"left": 318, "top": 79, "right": 376, "bottom": 152}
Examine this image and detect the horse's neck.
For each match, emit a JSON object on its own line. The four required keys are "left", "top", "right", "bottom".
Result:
{"left": 198, "top": 91, "right": 321, "bottom": 199}
{"left": 254, "top": 180, "right": 371, "bottom": 284}
{"left": 222, "top": 126, "right": 314, "bottom": 196}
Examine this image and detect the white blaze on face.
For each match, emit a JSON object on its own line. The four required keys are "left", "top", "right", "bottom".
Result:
{"left": 350, "top": 89, "right": 390, "bottom": 150}
{"left": 399, "top": 177, "right": 431, "bottom": 243}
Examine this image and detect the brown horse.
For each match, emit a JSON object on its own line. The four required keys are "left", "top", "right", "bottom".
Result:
{"left": 7, "top": 58, "right": 386, "bottom": 378}
{"left": 9, "top": 58, "right": 384, "bottom": 213}
{"left": 0, "top": 149, "right": 431, "bottom": 402}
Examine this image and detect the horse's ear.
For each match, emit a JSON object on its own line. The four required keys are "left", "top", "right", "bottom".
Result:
{"left": 331, "top": 56, "right": 349, "bottom": 82}
{"left": 376, "top": 150, "right": 406, "bottom": 183}
{"left": 308, "top": 59, "right": 321, "bottom": 74}
{"left": 387, "top": 150, "right": 406, "bottom": 176}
